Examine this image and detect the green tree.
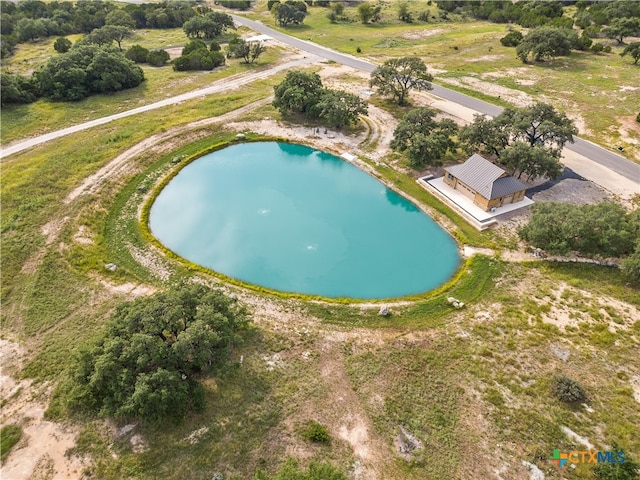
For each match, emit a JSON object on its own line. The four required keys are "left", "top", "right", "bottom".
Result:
{"left": 500, "top": 30, "right": 523, "bottom": 47}
{"left": 183, "top": 12, "right": 234, "bottom": 39}
{"left": 592, "top": 442, "right": 640, "bottom": 480}
{"left": 390, "top": 107, "right": 458, "bottom": 168}
{"left": 35, "top": 44, "right": 144, "bottom": 101}
{"left": 358, "top": 2, "right": 382, "bottom": 24}
{"left": 273, "top": 70, "right": 323, "bottom": 115}
{"left": 53, "top": 36, "right": 72, "bottom": 53}
{"left": 518, "top": 202, "right": 638, "bottom": 257}
{"left": 85, "top": 25, "right": 133, "bottom": 51}
{"left": 0, "top": 72, "right": 40, "bottom": 105}
{"left": 510, "top": 102, "right": 577, "bottom": 156}
{"left": 460, "top": 102, "right": 576, "bottom": 180}
{"left": 311, "top": 89, "right": 368, "bottom": 128}
{"left": 66, "top": 285, "right": 249, "bottom": 422}
{"left": 516, "top": 26, "right": 576, "bottom": 62}
{"left": 14, "top": 17, "right": 47, "bottom": 42}
{"left": 498, "top": 142, "right": 561, "bottom": 180}
{"left": 146, "top": 49, "right": 169, "bottom": 67}
{"left": 228, "top": 39, "right": 267, "bottom": 64}
{"left": 182, "top": 39, "right": 207, "bottom": 56}
{"left": 105, "top": 9, "right": 136, "bottom": 29}
{"left": 173, "top": 48, "right": 225, "bottom": 71}
{"left": 370, "top": 56, "right": 433, "bottom": 106}
{"left": 602, "top": 17, "right": 640, "bottom": 44}
{"left": 621, "top": 42, "right": 640, "bottom": 64}
{"left": 125, "top": 44, "right": 149, "bottom": 63}
{"left": 272, "top": 1, "right": 307, "bottom": 27}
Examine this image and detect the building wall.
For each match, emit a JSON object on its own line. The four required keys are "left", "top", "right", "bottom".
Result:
{"left": 445, "top": 173, "right": 526, "bottom": 211}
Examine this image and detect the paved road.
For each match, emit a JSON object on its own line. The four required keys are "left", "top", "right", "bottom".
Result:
{"left": 232, "top": 15, "right": 640, "bottom": 184}
{"left": 0, "top": 56, "right": 315, "bottom": 159}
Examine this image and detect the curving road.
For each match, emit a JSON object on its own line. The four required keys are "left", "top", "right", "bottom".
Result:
{"left": 0, "top": 55, "right": 316, "bottom": 159}
{"left": 2, "top": 14, "right": 638, "bottom": 189}
{"left": 232, "top": 15, "right": 640, "bottom": 185}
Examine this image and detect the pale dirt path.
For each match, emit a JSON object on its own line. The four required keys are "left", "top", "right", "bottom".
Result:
{"left": 65, "top": 96, "right": 274, "bottom": 203}
{"left": 319, "top": 340, "right": 390, "bottom": 480}
{"left": 0, "top": 340, "right": 88, "bottom": 480}
{"left": 0, "top": 54, "right": 318, "bottom": 159}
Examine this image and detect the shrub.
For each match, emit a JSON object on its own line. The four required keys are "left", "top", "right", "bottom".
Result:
{"left": 501, "top": 30, "right": 524, "bottom": 47}
{"left": 301, "top": 421, "right": 330, "bottom": 443}
{"left": 53, "top": 36, "right": 72, "bottom": 53}
{"left": 146, "top": 49, "right": 169, "bottom": 66}
{"left": 209, "top": 40, "right": 221, "bottom": 51}
{"left": 552, "top": 375, "right": 587, "bottom": 403}
{"left": 125, "top": 44, "right": 150, "bottom": 63}
{"left": 592, "top": 442, "right": 640, "bottom": 480}
{"left": 591, "top": 42, "right": 605, "bottom": 53}
{"left": 0, "top": 425, "right": 22, "bottom": 461}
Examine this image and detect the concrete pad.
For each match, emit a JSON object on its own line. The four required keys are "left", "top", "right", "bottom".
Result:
{"left": 561, "top": 148, "right": 639, "bottom": 200}
{"left": 425, "top": 176, "right": 534, "bottom": 222}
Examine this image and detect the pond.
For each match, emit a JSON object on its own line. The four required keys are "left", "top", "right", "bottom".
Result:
{"left": 149, "top": 142, "right": 460, "bottom": 299}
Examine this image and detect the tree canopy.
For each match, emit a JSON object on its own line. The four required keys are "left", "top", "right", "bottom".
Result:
{"left": 272, "top": 1, "right": 307, "bottom": 27}
{"left": 273, "top": 70, "right": 324, "bottom": 115}
{"left": 621, "top": 42, "right": 640, "bottom": 64}
{"left": 369, "top": 56, "right": 433, "bottom": 106}
{"left": 390, "top": 107, "right": 458, "bottom": 168}
{"left": 518, "top": 202, "right": 639, "bottom": 258}
{"left": 516, "top": 26, "right": 577, "bottom": 62}
{"left": 272, "top": 71, "right": 367, "bottom": 128}
{"left": 357, "top": 2, "right": 382, "bottom": 24}
{"left": 310, "top": 89, "right": 368, "bottom": 128}
{"left": 227, "top": 39, "right": 267, "bottom": 64}
{"left": 183, "top": 12, "right": 235, "bottom": 39}
{"left": 601, "top": 17, "right": 640, "bottom": 44}
{"left": 65, "top": 284, "right": 250, "bottom": 422}
{"left": 459, "top": 103, "right": 576, "bottom": 180}
{"left": 34, "top": 44, "right": 144, "bottom": 101}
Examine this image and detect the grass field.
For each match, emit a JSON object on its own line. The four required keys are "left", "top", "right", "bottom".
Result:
{"left": 1, "top": 4, "right": 640, "bottom": 479}
{"left": 252, "top": 2, "right": 640, "bottom": 162}
{"left": 0, "top": 27, "right": 283, "bottom": 144}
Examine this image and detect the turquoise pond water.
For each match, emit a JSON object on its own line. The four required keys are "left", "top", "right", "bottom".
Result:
{"left": 149, "top": 142, "right": 460, "bottom": 299}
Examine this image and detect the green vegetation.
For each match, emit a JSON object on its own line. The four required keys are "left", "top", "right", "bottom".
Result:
{"left": 62, "top": 285, "right": 249, "bottom": 422}
{"left": 515, "top": 27, "right": 579, "bottom": 63}
{"left": 370, "top": 56, "right": 433, "bottom": 106}
{"left": 519, "top": 202, "right": 639, "bottom": 258}
{"left": 0, "top": 425, "right": 22, "bottom": 461}
{"left": 273, "top": 70, "right": 367, "bottom": 128}
{"left": 593, "top": 442, "right": 640, "bottom": 480}
{"left": 3, "top": 2, "right": 640, "bottom": 479}
{"left": 621, "top": 42, "right": 640, "bottom": 64}
{"left": 227, "top": 37, "right": 267, "bottom": 64}
{"left": 182, "top": 12, "right": 235, "bottom": 40}
{"left": 552, "top": 375, "right": 587, "bottom": 403}
{"left": 173, "top": 40, "right": 225, "bottom": 71}
{"left": 258, "top": 3, "right": 639, "bottom": 159}
{"left": 460, "top": 102, "right": 577, "bottom": 180}
{"left": 256, "top": 459, "right": 348, "bottom": 480}
{"left": 300, "top": 421, "right": 330, "bottom": 444}
{"left": 500, "top": 30, "right": 523, "bottom": 47}
{"left": 272, "top": 1, "right": 308, "bottom": 27}
{"left": 390, "top": 107, "right": 458, "bottom": 168}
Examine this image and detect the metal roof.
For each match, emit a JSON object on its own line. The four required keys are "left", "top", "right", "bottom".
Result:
{"left": 444, "top": 154, "right": 527, "bottom": 200}
{"left": 489, "top": 176, "right": 528, "bottom": 200}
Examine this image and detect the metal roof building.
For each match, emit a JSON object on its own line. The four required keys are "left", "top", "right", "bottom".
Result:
{"left": 444, "top": 154, "right": 528, "bottom": 200}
